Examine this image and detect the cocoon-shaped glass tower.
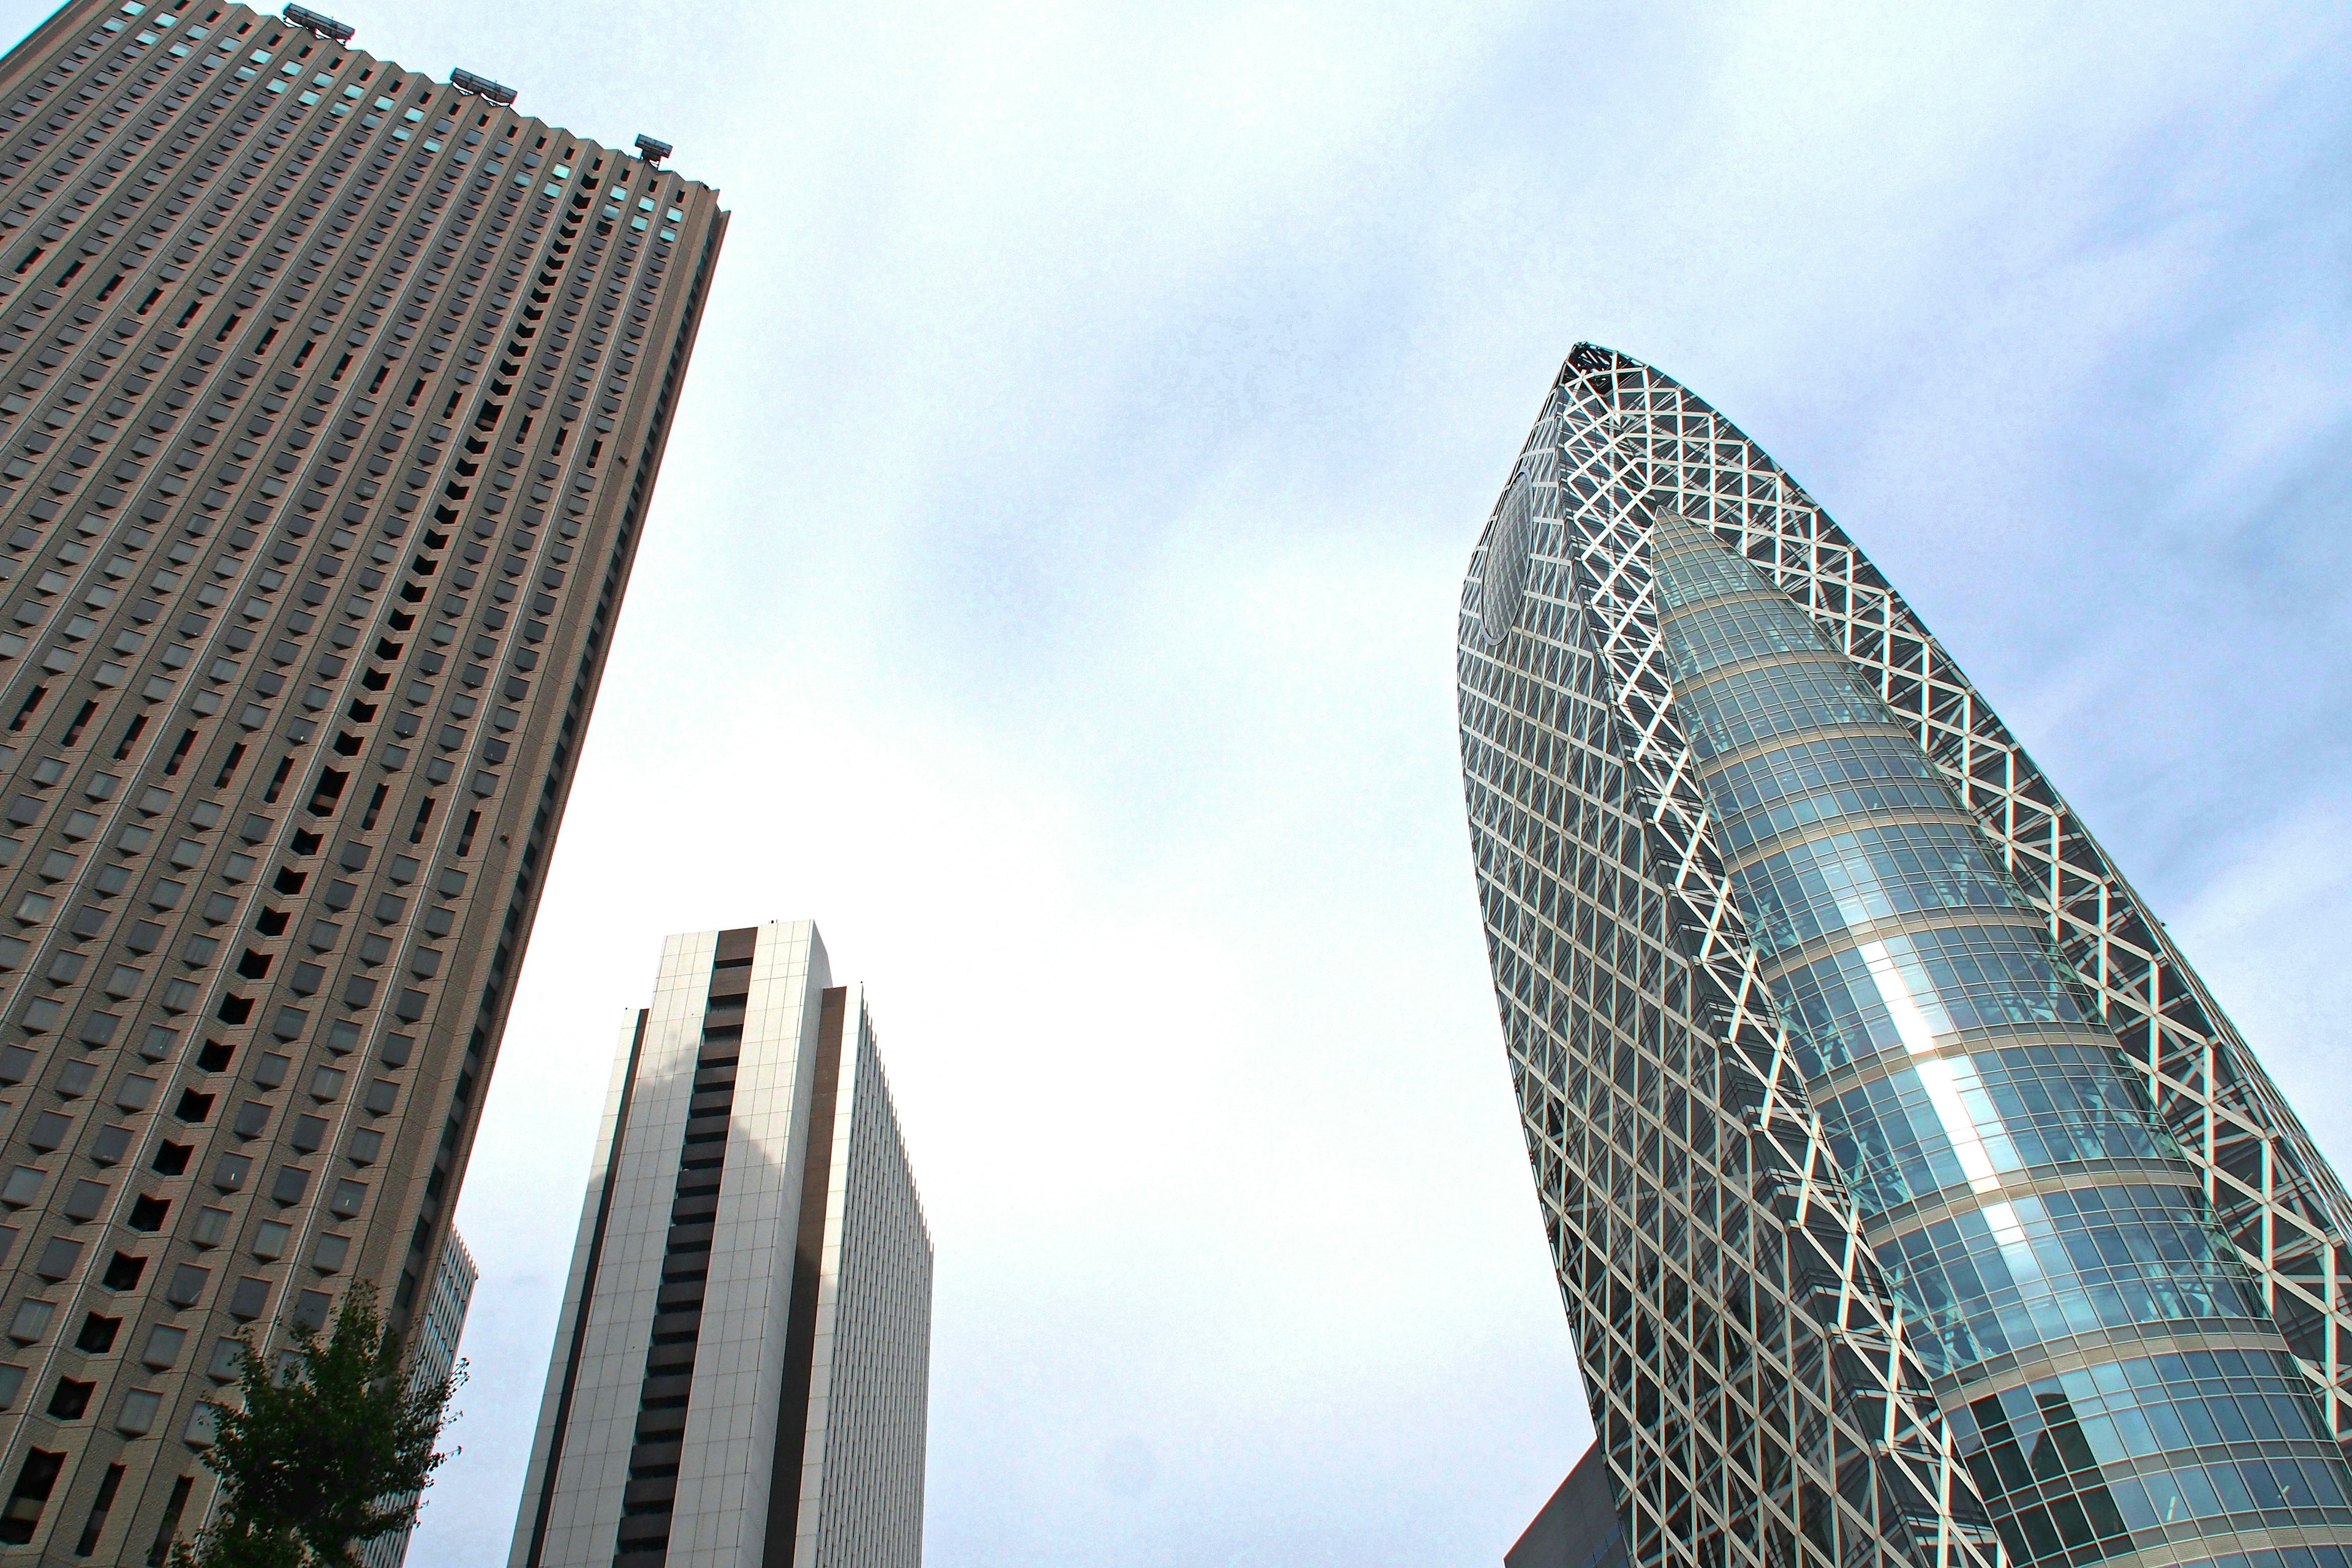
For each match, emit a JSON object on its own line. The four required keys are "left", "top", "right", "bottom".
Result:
{"left": 1458, "top": 345, "right": 2352, "bottom": 1568}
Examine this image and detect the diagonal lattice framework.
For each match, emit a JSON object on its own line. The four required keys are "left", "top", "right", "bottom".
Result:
{"left": 1461, "top": 409, "right": 2001, "bottom": 1568}
{"left": 1545, "top": 343, "right": 2352, "bottom": 1447}
{"left": 1466, "top": 342, "right": 2352, "bottom": 1568}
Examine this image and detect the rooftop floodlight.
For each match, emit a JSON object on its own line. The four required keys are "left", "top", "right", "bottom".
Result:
{"left": 281, "top": 4, "right": 354, "bottom": 42}
{"left": 450, "top": 68, "right": 518, "bottom": 107}
{"left": 633, "top": 134, "right": 673, "bottom": 164}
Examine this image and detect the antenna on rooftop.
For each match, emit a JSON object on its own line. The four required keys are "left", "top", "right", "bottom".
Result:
{"left": 634, "top": 134, "right": 673, "bottom": 165}
{"left": 450, "top": 68, "right": 518, "bottom": 107}
{"left": 282, "top": 4, "right": 354, "bottom": 42}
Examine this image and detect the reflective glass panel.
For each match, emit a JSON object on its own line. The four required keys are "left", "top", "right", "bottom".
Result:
{"left": 1674, "top": 659, "right": 1890, "bottom": 760}
{"left": 1946, "top": 1348, "right": 2352, "bottom": 1568}
{"left": 1822, "top": 1043, "right": 2174, "bottom": 1215}
{"left": 1770, "top": 923, "right": 2087, "bottom": 1077}
{"left": 1711, "top": 732, "right": 1956, "bottom": 855}
{"left": 1876, "top": 1185, "right": 2261, "bottom": 1375}
{"left": 1730, "top": 819, "right": 2017, "bottom": 956}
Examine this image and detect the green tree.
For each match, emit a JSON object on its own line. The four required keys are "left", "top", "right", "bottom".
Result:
{"left": 170, "top": 1283, "right": 462, "bottom": 1568}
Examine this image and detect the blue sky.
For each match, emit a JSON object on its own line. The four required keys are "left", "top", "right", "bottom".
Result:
{"left": 12, "top": 0, "right": 2346, "bottom": 1561}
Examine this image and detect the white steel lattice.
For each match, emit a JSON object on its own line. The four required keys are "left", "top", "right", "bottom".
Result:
{"left": 1460, "top": 343, "right": 2352, "bottom": 1568}
{"left": 1546, "top": 344, "right": 2352, "bottom": 1441}
{"left": 1461, "top": 423, "right": 1998, "bottom": 1568}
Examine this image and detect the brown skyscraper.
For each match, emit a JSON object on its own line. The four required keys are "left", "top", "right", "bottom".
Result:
{"left": 0, "top": 0, "right": 726, "bottom": 1556}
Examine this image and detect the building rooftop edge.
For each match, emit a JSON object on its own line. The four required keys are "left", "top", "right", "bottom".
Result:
{"left": 208, "top": 0, "right": 727, "bottom": 206}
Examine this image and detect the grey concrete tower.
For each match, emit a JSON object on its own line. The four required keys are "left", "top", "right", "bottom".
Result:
{"left": 511, "top": 922, "right": 932, "bottom": 1568}
{"left": 361, "top": 1227, "right": 475, "bottom": 1568}
{"left": 0, "top": 0, "right": 725, "bottom": 1557}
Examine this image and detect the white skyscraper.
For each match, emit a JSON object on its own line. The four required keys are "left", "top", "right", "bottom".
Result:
{"left": 508, "top": 922, "right": 930, "bottom": 1568}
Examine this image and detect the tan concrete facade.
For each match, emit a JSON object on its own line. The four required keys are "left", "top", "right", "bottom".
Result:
{"left": 0, "top": 0, "right": 725, "bottom": 1556}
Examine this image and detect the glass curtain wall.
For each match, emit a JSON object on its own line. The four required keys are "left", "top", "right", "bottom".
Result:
{"left": 1648, "top": 515, "right": 2352, "bottom": 1568}
{"left": 1458, "top": 343, "right": 2352, "bottom": 1568}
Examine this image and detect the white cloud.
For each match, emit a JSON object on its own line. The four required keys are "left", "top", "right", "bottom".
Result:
{"left": 2170, "top": 795, "right": 2352, "bottom": 1156}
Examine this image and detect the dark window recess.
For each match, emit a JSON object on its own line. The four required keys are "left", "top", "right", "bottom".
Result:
{"left": 614, "top": 936, "right": 769, "bottom": 1543}
{"left": 0, "top": 1448, "right": 64, "bottom": 1545}
{"left": 151, "top": 1143, "right": 192, "bottom": 1177}
{"left": 147, "top": 1476, "right": 195, "bottom": 1567}
{"left": 102, "top": 1253, "right": 146, "bottom": 1291}
{"left": 45, "top": 1378, "right": 92, "bottom": 1419}
{"left": 306, "top": 767, "right": 348, "bottom": 817}
{"left": 210, "top": 744, "right": 246, "bottom": 791}
{"left": 127, "top": 1195, "right": 170, "bottom": 1232}
{"left": 72, "top": 1462, "right": 124, "bottom": 1558}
